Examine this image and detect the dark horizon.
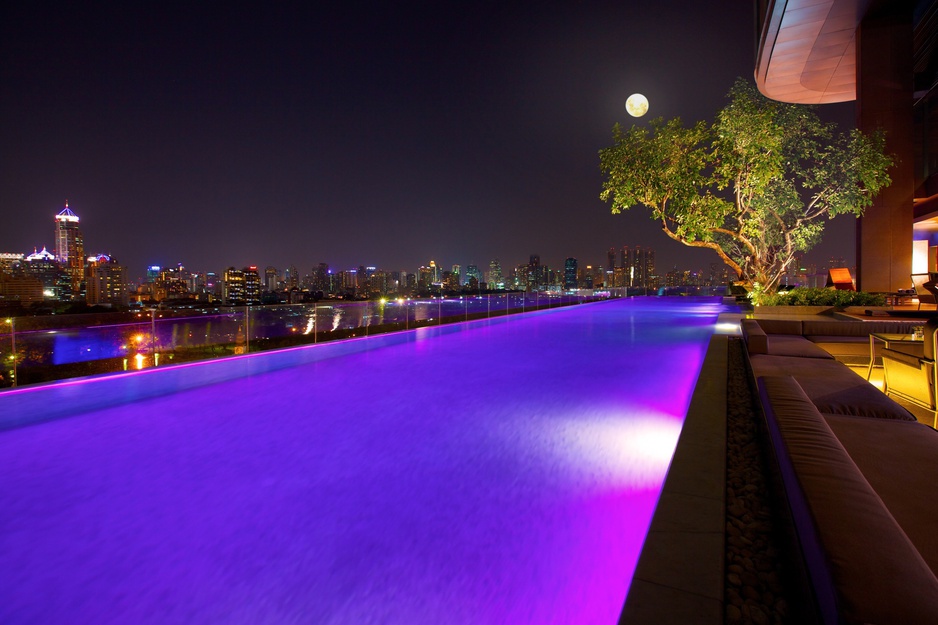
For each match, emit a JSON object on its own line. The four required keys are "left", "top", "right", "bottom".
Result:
{"left": 1, "top": 1, "right": 859, "bottom": 280}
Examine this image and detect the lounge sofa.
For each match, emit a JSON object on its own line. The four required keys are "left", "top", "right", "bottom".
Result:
{"left": 742, "top": 318, "right": 918, "bottom": 422}
{"left": 746, "top": 317, "right": 923, "bottom": 364}
{"left": 758, "top": 376, "right": 938, "bottom": 624}
{"left": 742, "top": 317, "right": 938, "bottom": 622}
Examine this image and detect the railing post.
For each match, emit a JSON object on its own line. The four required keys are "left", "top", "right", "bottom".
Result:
{"left": 7, "top": 317, "right": 16, "bottom": 388}
{"left": 150, "top": 309, "right": 157, "bottom": 366}
{"left": 314, "top": 302, "right": 318, "bottom": 343}
{"left": 245, "top": 305, "right": 251, "bottom": 353}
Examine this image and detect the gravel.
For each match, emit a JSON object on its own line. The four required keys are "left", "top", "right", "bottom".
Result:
{"left": 724, "top": 338, "right": 814, "bottom": 624}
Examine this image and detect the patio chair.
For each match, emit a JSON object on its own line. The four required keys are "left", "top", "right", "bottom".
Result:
{"left": 825, "top": 267, "right": 855, "bottom": 291}
{"left": 881, "top": 318, "right": 938, "bottom": 427}
{"left": 911, "top": 273, "right": 938, "bottom": 309}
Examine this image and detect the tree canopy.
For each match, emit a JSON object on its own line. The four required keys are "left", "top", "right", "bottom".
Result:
{"left": 598, "top": 79, "right": 893, "bottom": 292}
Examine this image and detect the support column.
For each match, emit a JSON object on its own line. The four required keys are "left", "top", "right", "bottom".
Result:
{"left": 856, "top": 1, "right": 915, "bottom": 293}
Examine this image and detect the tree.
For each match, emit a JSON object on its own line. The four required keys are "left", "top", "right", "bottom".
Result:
{"left": 598, "top": 79, "right": 893, "bottom": 293}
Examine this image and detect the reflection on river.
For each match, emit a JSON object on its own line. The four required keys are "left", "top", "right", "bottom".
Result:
{"left": 0, "top": 293, "right": 608, "bottom": 388}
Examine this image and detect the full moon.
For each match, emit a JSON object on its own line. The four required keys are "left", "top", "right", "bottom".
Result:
{"left": 625, "top": 93, "right": 649, "bottom": 117}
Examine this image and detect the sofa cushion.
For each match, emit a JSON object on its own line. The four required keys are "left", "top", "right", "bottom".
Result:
{"left": 758, "top": 376, "right": 938, "bottom": 624}
{"left": 754, "top": 318, "right": 802, "bottom": 335}
{"left": 766, "top": 335, "right": 834, "bottom": 359}
{"left": 824, "top": 415, "right": 938, "bottom": 577}
{"left": 806, "top": 339, "right": 872, "bottom": 359}
{"left": 749, "top": 354, "right": 917, "bottom": 422}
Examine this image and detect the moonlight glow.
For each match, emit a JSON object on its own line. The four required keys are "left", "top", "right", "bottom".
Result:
{"left": 625, "top": 93, "right": 649, "bottom": 117}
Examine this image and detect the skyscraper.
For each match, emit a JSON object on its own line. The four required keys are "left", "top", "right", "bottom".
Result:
{"left": 631, "top": 245, "right": 645, "bottom": 288}
{"left": 285, "top": 265, "right": 299, "bottom": 290}
{"left": 85, "top": 254, "right": 126, "bottom": 307}
{"left": 465, "top": 264, "right": 481, "bottom": 289}
{"left": 265, "top": 266, "right": 279, "bottom": 292}
{"left": 417, "top": 265, "right": 434, "bottom": 293}
{"left": 223, "top": 267, "right": 245, "bottom": 305}
{"left": 487, "top": 258, "right": 504, "bottom": 290}
{"left": 564, "top": 258, "right": 578, "bottom": 290}
{"left": 54, "top": 202, "right": 84, "bottom": 298}
{"left": 244, "top": 267, "right": 261, "bottom": 304}
{"left": 528, "top": 254, "right": 543, "bottom": 291}
{"left": 645, "top": 248, "right": 656, "bottom": 289}
{"left": 312, "top": 263, "right": 330, "bottom": 294}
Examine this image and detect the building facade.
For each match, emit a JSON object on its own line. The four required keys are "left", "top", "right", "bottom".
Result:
{"left": 54, "top": 203, "right": 84, "bottom": 299}
{"left": 755, "top": 0, "right": 938, "bottom": 291}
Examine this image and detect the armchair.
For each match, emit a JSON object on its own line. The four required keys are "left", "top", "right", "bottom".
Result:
{"left": 881, "top": 318, "right": 938, "bottom": 427}
{"left": 825, "top": 267, "right": 855, "bottom": 290}
{"left": 911, "top": 273, "right": 938, "bottom": 310}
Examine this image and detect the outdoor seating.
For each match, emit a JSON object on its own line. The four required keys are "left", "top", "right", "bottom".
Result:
{"left": 825, "top": 267, "right": 855, "bottom": 290}
{"left": 910, "top": 273, "right": 938, "bottom": 309}
{"left": 881, "top": 318, "right": 938, "bottom": 427}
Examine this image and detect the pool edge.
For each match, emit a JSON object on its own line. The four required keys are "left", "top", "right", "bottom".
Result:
{"left": 619, "top": 334, "right": 728, "bottom": 624}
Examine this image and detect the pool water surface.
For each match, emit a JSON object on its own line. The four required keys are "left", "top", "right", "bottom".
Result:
{"left": 0, "top": 297, "right": 724, "bottom": 624}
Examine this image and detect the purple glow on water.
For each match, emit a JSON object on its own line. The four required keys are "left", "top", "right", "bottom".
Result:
{"left": 0, "top": 298, "right": 723, "bottom": 624}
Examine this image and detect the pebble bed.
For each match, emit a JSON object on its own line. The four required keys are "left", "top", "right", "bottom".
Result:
{"left": 724, "top": 338, "right": 806, "bottom": 624}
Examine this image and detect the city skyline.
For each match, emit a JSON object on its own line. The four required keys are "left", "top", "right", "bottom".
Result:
{"left": 1, "top": 2, "right": 859, "bottom": 278}
{"left": 3, "top": 202, "right": 767, "bottom": 310}
{"left": 4, "top": 200, "right": 725, "bottom": 283}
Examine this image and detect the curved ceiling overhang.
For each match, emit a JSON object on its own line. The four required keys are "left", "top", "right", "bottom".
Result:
{"left": 755, "top": 0, "right": 871, "bottom": 104}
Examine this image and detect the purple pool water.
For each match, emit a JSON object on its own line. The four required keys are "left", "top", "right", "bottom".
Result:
{"left": 0, "top": 297, "right": 723, "bottom": 624}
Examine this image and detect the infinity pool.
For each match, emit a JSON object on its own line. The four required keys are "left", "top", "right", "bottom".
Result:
{"left": 0, "top": 297, "right": 724, "bottom": 624}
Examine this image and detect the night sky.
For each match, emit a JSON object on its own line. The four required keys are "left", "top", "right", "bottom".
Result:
{"left": 1, "top": 1, "right": 856, "bottom": 280}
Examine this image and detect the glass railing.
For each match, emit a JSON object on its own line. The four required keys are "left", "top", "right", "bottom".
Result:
{"left": 0, "top": 291, "right": 617, "bottom": 389}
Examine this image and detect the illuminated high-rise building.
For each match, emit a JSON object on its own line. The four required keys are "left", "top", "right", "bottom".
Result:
{"left": 619, "top": 245, "right": 655, "bottom": 289}
{"left": 22, "top": 247, "right": 64, "bottom": 299}
{"left": 86, "top": 254, "right": 126, "bottom": 307}
{"left": 312, "top": 263, "right": 330, "bottom": 293}
{"left": 243, "top": 266, "right": 261, "bottom": 304}
{"left": 285, "top": 265, "right": 299, "bottom": 290}
{"left": 54, "top": 202, "right": 84, "bottom": 298}
{"left": 630, "top": 245, "right": 645, "bottom": 288}
{"left": 223, "top": 267, "right": 246, "bottom": 305}
{"left": 527, "top": 254, "right": 543, "bottom": 291}
{"left": 417, "top": 265, "right": 434, "bottom": 293}
{"left": 487, "top": 258, "right": 504, "bottom": 290}
{"left": 442, "top": 270, "right": 458, "bottom": 291}
{"left": 157, "top": 265, "right": 190, "bottom": 300}
{"left": 465, "top": 264, "right": 481, "bottom": 290}
{"left": 563, "top": 258, "right": 578, "bottom": 290}
{"left": 265, "top": 266, "right": 279, "bottom": 291}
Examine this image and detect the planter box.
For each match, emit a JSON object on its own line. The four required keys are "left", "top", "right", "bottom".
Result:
{"left": 753, "top": 305, "right": 835, "bottom": 316}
